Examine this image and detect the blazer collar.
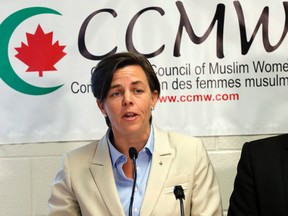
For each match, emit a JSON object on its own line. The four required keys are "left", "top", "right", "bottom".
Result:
{"left": 89, "top": 125, "right": 174, "bottom": 216}
{"left": 89, "top": 135, "right": 125, "bottom": 216}
{"left": 140, "top": 125, "right": 174, "bottom": 216}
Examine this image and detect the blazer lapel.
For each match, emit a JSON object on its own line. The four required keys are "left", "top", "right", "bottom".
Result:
{"left": 89, "top": 136, "right": 125, "bottom": 216}
{"left": 141, "top": 126, "right": 174, "bottom": 216}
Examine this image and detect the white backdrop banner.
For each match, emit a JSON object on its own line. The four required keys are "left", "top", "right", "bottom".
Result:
{"left": 1, "top": 0, "right": 288, "bottom": 144}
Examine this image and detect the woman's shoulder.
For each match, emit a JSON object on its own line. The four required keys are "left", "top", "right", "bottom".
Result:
{"left": 66, "top": 140, "right": 100, "bottom": 159}
{"left": 154, "top": 125, "right": 203, "bottom": 148}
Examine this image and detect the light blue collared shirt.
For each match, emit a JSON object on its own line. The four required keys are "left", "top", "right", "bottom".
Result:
{"left": 108, "top": 126, "right": 154, "bottom": 216}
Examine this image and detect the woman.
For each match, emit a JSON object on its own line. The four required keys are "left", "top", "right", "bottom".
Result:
{"left": 48, "top": 52, "right": 223, "bottom": 216}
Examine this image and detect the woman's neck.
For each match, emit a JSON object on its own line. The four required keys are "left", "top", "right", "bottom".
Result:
{"left": 110, "top": 126, "right": 151, "bottom": 156}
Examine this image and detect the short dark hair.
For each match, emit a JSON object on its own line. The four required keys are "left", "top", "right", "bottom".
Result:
{"left": 91, "top": 52, "right": 161, "bottom": 102}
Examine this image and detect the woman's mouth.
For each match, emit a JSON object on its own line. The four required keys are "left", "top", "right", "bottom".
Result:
{"left": 123, "top": 112, "right": 138, "bottom": 120}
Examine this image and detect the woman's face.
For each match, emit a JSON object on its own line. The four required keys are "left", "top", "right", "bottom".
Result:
{"left": 97, "top": 65, "right": 159, "bottom": 137}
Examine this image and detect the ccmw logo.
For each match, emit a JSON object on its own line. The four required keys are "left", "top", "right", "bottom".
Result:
{"left": 0, "top": 7, "right": 66, "bottom": 95}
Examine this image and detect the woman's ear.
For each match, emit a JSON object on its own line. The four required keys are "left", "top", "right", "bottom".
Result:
{"left": 96, "top": 100, "right": 106, "bottom": 116}
{"left": 151, "top": 90, "right": 159, "bottom": 108}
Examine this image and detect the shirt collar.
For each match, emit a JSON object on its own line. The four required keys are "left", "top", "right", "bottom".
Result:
{"left": 108, "top": 125, "right": 154, "bottom": 167}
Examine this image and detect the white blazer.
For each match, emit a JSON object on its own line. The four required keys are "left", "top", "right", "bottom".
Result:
{"left": 48, "top": 125, "right": 223, "bottom": 216}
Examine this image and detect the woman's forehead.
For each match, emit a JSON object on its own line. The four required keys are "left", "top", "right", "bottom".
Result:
{"left": 112, "top": 65, "right": 148, "bottom": 82}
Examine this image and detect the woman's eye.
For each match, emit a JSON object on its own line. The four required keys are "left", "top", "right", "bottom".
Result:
{"left": 135, "top": 89, "right": 143, "bottom": 94}
{"left": 111, "top": 91, "right": 120, "bottom": 97}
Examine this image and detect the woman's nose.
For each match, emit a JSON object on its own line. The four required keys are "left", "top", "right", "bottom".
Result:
{"left": 122, "top": 92, "right": 133, "bottom": 106}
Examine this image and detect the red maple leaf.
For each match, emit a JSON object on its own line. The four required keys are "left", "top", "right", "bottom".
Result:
{"left": 15, "top": 25, "right": 66, "bottom": 77}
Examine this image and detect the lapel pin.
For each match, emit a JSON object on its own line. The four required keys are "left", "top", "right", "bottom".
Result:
{"left": 159, "top": 161, "right": 163, "bottom": 165}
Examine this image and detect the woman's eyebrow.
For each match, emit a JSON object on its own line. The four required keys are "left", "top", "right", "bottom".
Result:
{"left": 131, "top": 80, "right": 144, "bottom": 86}
{"left": 109, "top": 80, "right": 144, "bottom": 90}
{"left": 109, "top": 84, "right": 121, "bottom": 90}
